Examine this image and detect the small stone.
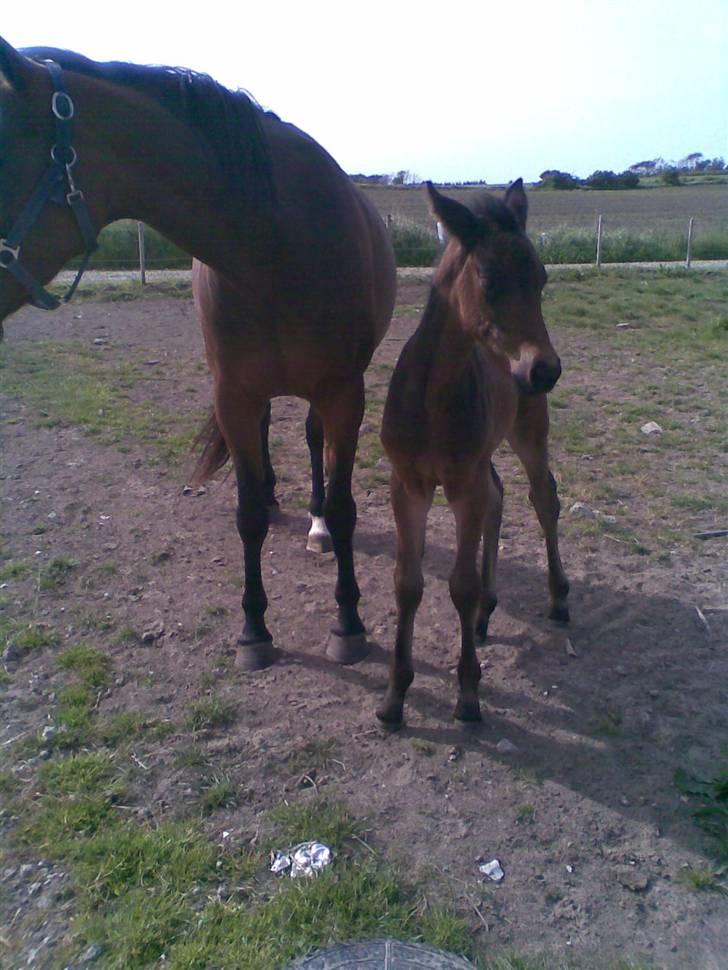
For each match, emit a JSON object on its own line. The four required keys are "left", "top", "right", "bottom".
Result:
{"left": 617, "top": 868, "right": 649, "bottom": 892}
{"left": 80, "top": 943, "right": 105, "bottom": 964}
{"left": 640, "top": 421, "right": 663, "bottom": 435}
{"left": 569, "top": 501, "right": 596, "bottom": 519}
{"left": 3, "top": 642, "right": 21, "bottom": 662}
{"left": 496, "top": 738, "right": 519, "bottom": 755}
{"left": 141, "top": 618, "right": 165, "bottom": 643}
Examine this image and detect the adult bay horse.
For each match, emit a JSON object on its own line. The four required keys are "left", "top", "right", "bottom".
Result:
{"left": 377, "top": 181, "right": 568, "bottom": 728}
{"left": 0, "top": 38, "right": 396, "bottom": 669}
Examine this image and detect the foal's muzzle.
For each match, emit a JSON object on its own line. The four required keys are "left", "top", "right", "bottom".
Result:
{"left": 516, "top": 356, "right": 562, "bottom": 395}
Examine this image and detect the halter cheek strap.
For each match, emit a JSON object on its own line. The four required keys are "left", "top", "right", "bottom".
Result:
{"left": 0, "top": 60, "right": 98, "bottom": 310}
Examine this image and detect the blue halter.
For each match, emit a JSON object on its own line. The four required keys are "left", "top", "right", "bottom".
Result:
{"left": 0, "top": 60, "right": 98, "bottom": 309}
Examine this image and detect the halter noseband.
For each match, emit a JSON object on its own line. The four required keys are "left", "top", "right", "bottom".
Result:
{"left": 0, "top": 60, "right": 98, "bottom": 310}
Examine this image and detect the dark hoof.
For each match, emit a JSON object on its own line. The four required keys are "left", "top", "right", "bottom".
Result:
{"left": 236, "top": 639, "right": 278, "bottom": 671}
{"left": 375, "top": 710, "right": 405, "bottom": 733}
{"left": 549, "top": 604, "right": 570, "bottom": 624}
{"left": 326, "top": 631, "right": 369, "bottom": 665}
{"left": 454, "top": 697, "right": 482, "bottom": 724}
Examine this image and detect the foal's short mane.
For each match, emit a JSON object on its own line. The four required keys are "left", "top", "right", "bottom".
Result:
{"left": 469, "top": 192, "right": 521, "bottom": 233}
{"left": 22, "top": 47, "right": 274, "bottom": 205}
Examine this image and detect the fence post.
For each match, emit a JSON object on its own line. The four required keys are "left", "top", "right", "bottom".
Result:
{"left": 137, "top": 222, "right": 147, "bottom": 286}
{"left": 685, "top": 217, "right": 694, "bottom": 269}
{"left": 595, "top": 214, "right": 603, "bottom": 268}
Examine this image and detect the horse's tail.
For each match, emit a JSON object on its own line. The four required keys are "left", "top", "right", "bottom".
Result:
{"left": 190, "top": 411, "right": 230, "bottom": 485}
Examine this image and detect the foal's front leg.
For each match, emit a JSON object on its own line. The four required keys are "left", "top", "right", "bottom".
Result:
{"left": 376, "top": 473, "right": 432, "bottom": 727}
{"left": 448, "top": 466, "right": 490, "bottom": 722}
{"left": 507, "top": 394, "right": 570, "bottom": 623}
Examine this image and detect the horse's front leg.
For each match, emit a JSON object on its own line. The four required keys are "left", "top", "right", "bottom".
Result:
{"left": 316, "top": 377, "right": 368, "bottom": 664}
{"left": 376, "top": 472, "right": 432, "bottom": 728}
{"left": 448, "top": 465, "right": 490, "bottom": 722}
{"left": 216, "top": 388, "right": 276, "bottom": 670}
{"left": 507, "top": 393, "right": 570, "bottom": 623}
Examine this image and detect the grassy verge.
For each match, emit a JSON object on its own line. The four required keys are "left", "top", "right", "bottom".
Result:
{"left": 0, "top": 339, "right": 198, "bottom": 461}
{"left": 675, "top": 755, "right": 728, "bottom": 895}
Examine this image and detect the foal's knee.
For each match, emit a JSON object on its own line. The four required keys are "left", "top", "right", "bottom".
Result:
{"left": 449, "top": 569, "right": 480, "bottom": 616}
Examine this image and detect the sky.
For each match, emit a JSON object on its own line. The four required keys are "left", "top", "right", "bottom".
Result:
{"left": 3, "top": 0, "right": 727, "bottom": 184}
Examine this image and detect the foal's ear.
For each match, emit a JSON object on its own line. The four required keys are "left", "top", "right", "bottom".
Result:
{"left": 425, "top": 182, "right": 484, "bottom": 251}
{"left": 0, "top": 37, "right": 33, "bottom": 91}
{"left": 504, "top": 178, "right": 528, "bottom": 230}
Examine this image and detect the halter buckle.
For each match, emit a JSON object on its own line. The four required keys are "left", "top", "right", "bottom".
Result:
{"left": 51, "top": 90, "right": 75, "bottom": 121}
{"left": 0, "top": 240, "right": 20, "bottom": 268}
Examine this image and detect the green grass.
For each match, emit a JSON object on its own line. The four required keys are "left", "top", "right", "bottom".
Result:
{"left": 185, "top": 696, "right": 237, "bottom": 732}
{"left": 0, "top": 559, "right": 31, "bottom": 581}
{"left": 0, "top": 340, "right": 198, "bottom": 459}
{"left": 675, "top": 757, "right": 728, "bottom": 882}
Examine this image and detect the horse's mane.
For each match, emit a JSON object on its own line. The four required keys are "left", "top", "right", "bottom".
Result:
{"left": 22, "top": 47, "right": 274, "bottom": 205}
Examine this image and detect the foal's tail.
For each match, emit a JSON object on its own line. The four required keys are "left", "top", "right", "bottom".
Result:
{"left": 190, "top": 411, "right": 230, "bottom": 485}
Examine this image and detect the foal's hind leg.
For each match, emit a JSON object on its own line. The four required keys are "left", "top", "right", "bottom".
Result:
{"left": 305, "top": 406, "right": 333, "bottom": 554}
{"left": 216, "top": 388, "right": 276, "bottom": 669}
{"left": 376, "top": 473, "right": 433, "bottom": 727}
{"left": 476, "top": 463, "right": 504, "bottom": 643}
{"left": 507, "top": 394, "right": 570, "bottom": 623}
{"left": 448, "top": 465, "right": 490, "bottom": 722}
{"left": 315, "top": 377, "right": 368, "bottom": 663}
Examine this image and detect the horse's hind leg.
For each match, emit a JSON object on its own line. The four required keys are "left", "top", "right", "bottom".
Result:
{"left": 315, "top": 377, "right": 368, "bottom": 663}
{"left": 305, "top": 405, "right": 333, "bottom": 553}
{"left": 448, "top": 464, "right": 490, "bottom": 722}
{"left": 377, "top": 472, "right": 432, "bottom": 727}
{"left": 507, "top": 394, "right": 570, "bottom": 623}
{"left": 476, "top": 463, "right": 504, "bottom": 643}
{"left": 216, "top": 388, "right": 276, "bottom": 669}
{"left": 260, "top": 401, "right": 279, "bottom": 517}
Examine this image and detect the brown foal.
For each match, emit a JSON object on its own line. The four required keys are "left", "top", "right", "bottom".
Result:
{"left": 378, "top": 180, "right": 569, "bottom": 727}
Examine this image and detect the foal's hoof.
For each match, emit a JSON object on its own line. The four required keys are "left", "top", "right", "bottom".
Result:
{"left": 235, "top": 639, "right": 277, "bottom": 671}
{"left": 326, "top": 631, "right": 369, "bottom": 665}
{"left": 375, "top": 696, "right": 405, "bottom": 731}
{"left": 549, "top": 604, "right": 570, "bottom": 624}
{"left": 306, "top": 516, "right": 333, "bottom": 554}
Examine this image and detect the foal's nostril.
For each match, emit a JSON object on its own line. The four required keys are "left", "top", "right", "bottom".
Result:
{"left": 530, "top": 357, "right": 562, "bottom": 394}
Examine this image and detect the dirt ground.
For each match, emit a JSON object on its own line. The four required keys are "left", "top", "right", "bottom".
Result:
{"left": 1, "top": 285, "right": 727, "bottom": 969}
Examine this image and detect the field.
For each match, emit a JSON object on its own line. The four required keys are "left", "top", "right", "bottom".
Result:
{"left": 1, "top": 269, "right": 727, "bottom": 969}
{"left": 87, "top": 182, "right": 728, "bottom": 272}
{"left": 360, "top": 182, "right": 728, "bottom": 235}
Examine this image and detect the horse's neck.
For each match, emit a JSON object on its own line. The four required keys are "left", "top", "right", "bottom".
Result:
{"left": 89, "top": 86, "right": 266, "bottom": 275}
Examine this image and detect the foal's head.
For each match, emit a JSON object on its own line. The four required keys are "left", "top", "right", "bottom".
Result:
{"left": 428, "top": 180, "right": 561, "bottom": 395}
